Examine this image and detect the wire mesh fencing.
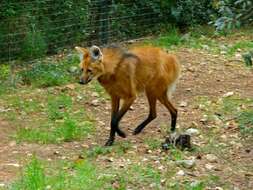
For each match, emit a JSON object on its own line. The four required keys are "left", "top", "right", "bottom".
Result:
{"left": 0, "top": 0, "right": 168, "bottom": 63}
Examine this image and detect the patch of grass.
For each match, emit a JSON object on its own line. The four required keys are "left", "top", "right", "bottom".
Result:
{"left": 196, "top": 95, "right": 253, "bottom": 137}
{"left": 47, "top": 94, "right": 72, "bottom": 120}
{"left": 9, "top": 156, "right": 105, "bottom": 190}
{"left": 114, "top": 164, "right": 162, "bottom": 189}
{"left": 170, "top": 148, "right": 184, "bottom": 161}
{"left": 86, "top": 141, "right": 132, "bottom": 158}
{"left": 145, "top": 138, "right": 161, "bottom": 150}
{"left": 18, "top": 54, "right": 79, "bottom": 88}
{"left": 227, "top": 41, "right": 253, "bottom": 56}
{"left": 86, "top": 146, "right": 112, "bottom": 158}
{"left": 146, "top": 27, "right": 182, "bottom": 48}
{"left": 237, "top": 109, "right": 253, "bottom": 136}
{"left": 90, "top": 81, "right": 109, "bottom": 99}
{"left": 10, "top": 156, "right": 46, "bottom": 190}
{"left": 168, "top": 181, "right": 205, "bottom": 190}
{"left": 15, "top": 118, "right": 94, "bottom": 144}
{"left": 0, "top": 64, "right": 11, "bottom": 81}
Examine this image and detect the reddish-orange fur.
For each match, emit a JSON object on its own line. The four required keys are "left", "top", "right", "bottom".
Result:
{"left": 76, "top": 45, "right": 181, "bottom": 146}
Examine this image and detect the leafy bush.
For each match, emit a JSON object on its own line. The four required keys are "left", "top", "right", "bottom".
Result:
{"left": 171, "top": 0, "right": 215, "bottom": 28}
{"left": 18, "top": 54, "right": 79, "bottom": 87}
{"left": 213, "top": 0, "right": 253, "bottom": 31}
{"left": 21, "top": 28, "right": 47, "bottom": 60}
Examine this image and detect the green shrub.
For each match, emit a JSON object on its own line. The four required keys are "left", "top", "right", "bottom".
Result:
{"left": 21, "top": 29, "right": 47, "bottom": 60}
{"left": 171, "top": 0, "right": 215, "bottom": 28}
{"left": 0, "top": 64, "right": 11, "bottom": 81}
{"left": 213, "top": 0, "right": 253, "bottom": 32}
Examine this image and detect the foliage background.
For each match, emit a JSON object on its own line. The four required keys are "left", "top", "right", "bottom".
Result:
{"left": 0, "top": 0, "right": 252, "bottom": 61}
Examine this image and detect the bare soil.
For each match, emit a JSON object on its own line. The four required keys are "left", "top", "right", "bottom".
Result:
{"left": 0, "top": 48, "right": 252, "bottom": 189}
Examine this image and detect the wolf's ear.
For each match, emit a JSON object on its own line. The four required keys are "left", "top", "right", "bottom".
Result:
{"left": 90, "top": 45, "right": 103, "bottom": 61}
{"left": 75, "top": 46, "right": 88, "bottom": 61}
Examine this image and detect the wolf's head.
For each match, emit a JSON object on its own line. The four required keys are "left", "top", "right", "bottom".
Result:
{"left": 75, "top": 45, "right": 104, "bottom": 85}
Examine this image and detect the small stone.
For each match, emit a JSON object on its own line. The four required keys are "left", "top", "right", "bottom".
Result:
{"left": 5, "top": 163, "right": 20, "bottom": 167}
{"left": 176, "top": 170, "right": 185, "bottom": 176}
{"left": 106, "top": 157, "right": 114, "bottom": 162}
{"left": 176, "top": 159, "right": 196, "bottom": 169}
{"left": 9, "top": 141, "right": 16, "bottom": 147}
{"left": 147, "top": 150, "right": 152, "bottom": 154}
{"left": 223, "top": 91, "right": 234, "bottom": 98}
{"left": 220, "top": 51, "right": 227, "bottom": 55}
{"left": 200, "top": 114, "right": 208, "bottom": 123}
{"left": 65, "top": 84, "right": 75, "bottom": 90}
{"left": 202, "top": 45, "right": 210, "bottom": 50}
{"left": 205, "top": 163, "right": 215, "bottom": 170}
{"left": 0, "top": 183, "right": 5, "bottom": 187}
{"left": 206, "top": 154, "right": 218, "bottom": 163}
{"left": 185, "top": 128, "right": 200, "bottom": 136}
{"left": 215, "top": 187, "right": 223, "bottom": 190}
{"left": 235, "top": 53, "right": 242, "bottom": 59}
{"left": 190, "top": 181, "right": 201, "bottom": 187}
{"left": 179, "top": 101, "right": 188, "bottom": 107}
{"left": 68, "top": 66, "right": 78, "bottom": 73}
{"left": 54, "top": 151, "right": 60, "bottom": 155}
{"left": 91, "top": 92, "right": 99, "bottom": 97}
{"left": 91, "top": 99, "right": 99, "bottom": 106}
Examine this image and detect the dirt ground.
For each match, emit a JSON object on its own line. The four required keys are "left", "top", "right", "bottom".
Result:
{"left": 0, "top": 47, "right": 253, "bottom": 189}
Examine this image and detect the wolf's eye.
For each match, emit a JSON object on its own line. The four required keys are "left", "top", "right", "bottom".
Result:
{"left": 87, "top": 69, "right": 92, "bottom": 73}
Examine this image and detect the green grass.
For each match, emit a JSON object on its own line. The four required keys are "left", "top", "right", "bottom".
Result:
{"left": 237, "top": 109, "right": 253, "bottom": 136}
{"left": 15, "top": 118, "right": 93, "bottom": 144}
{"left": 18, "top": 54, "right": 79, "bottom": 88}
{"left": 47, "top": 94, "right": 72, "bottom": 120}
{"left": 146, "top": 27, "right": 182, "bottom": 48}
{"left": 145, "top": 138, "right": 161, "bottom": 150}
{"left": 9, "top": 156, "right": 105, "bottom": 190}
{"left": 196, "top": 95, "right": 253, "bottom": 137}
{"left": 86, "top": 141, "right": 132, "bottom": 158}
{"left": 227, "top": 41, "right": 253, "bottom": 56}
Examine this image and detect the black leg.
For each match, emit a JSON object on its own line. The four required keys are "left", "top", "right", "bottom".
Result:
{"left": 105, "top": 97, "right": 135, "bottom": 146}
{"left": 133, "top": 94, "right": 157, "bottom": 135}
{"left": 159, "top": 93, "right": 178, "bottom": 132}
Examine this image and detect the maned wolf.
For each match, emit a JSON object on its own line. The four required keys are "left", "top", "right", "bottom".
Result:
{"left": 75, "top": 45, "right": 181, "bottom": 146}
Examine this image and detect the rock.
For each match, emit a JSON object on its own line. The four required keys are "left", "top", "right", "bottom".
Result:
{"left": 106, "top": 157, "right": 114, "bottom": 162}
{"left": 220, "top": 45, "right": 227, "bottom": 51}
{"left": 91, "top": 99, "right": 99, "bottom": 106}
{"left": 9, "top": 141, "right": 16, "bottom": 147}
{"left": 91, "top": 92, "right": 99, "bottom": 97}
{"left": 5, "top": 163, "right": 20, "bottom": 167}
{"left": 202, "top": 45, "right": 210, "bottom": 50}
{"left": 181, "top": 33, "right": 191, "bottom": 41}
{"left": 179, "top": 101, "right": 188, "bottom": 107}
{"left": 190, "top": 181, "right": 201, "bottom": 187}
{"left": 235, "top": 53, "right": 242, "bottom": 59}
{"left": 176, "top": 159, "right": 196, "bottom": 169}
{"left": 215, "top": 187, "right": 223, "bottom": 190}
{"left": 68, "top": 66, "right": 78, "bottom": 73}
{"left": 65, "top": 84, "right": 75, "bottom": 90}
{"left": 200, "top": 114, "right": 208, "bottom": 123}
{"left": 176, "top": 170, "right": 185, "bottom": 176}
{"left": 185, "top": 128, "right": 200, "bottom": 136}
{"left": 220, "top": 51, "right": 227, "bottom": 55}
{"left": 0, "top": 183, "right": 5, "bottom": 187}
{"left": 223, "top": 91, "right": 234, "bottom": 98}
{"left": 206, "top": 154, "right": 218, "bottom": 163}
{"left": 205, "top": 163, "right": 215, "bottom": 170}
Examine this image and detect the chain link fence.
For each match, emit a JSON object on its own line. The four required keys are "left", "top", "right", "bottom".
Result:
{"left": 1, "top": 0, "right": 168, "bottom": 63}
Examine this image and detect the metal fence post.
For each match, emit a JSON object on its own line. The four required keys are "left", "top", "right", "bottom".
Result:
{"left": 99, "top": 0, "right": 111, "bottom": 45}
